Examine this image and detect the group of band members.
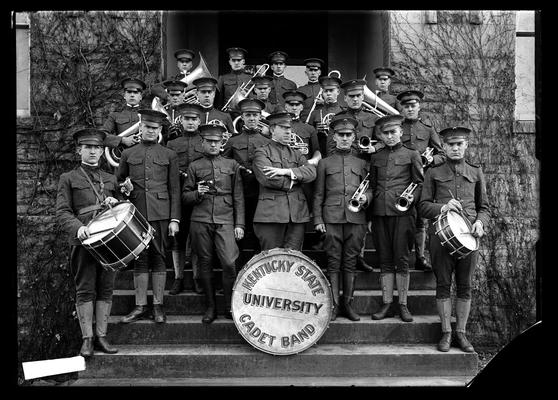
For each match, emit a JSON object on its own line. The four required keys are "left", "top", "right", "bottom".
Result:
{"left": 57, "top": 45, "right": 490, "bottom": 358}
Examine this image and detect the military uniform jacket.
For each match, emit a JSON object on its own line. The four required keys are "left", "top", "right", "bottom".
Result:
{"left": 401, "top": 118, "right": 446, "bottom": 167}
{"left": 252, "top": 140, "right": 317, "bottom": 223}
{"left": 369, "top": 142, "right": 424, "bottom": 217}
{"left": 116, "top": 142, "right": 181, "bottom": 222}
{"left": 102, "top": 105, "right": 142, "bottom": 148}
{"left": 182, "top": 155, "right": 245, "bottom": 228}
{"left": 166, "top": 131, "right": 204, "bottom": 173}
{"left": 217, "top": 70, "right": 252, "bottom": 109}
{"left": 222, "top": 129, "right": 271, "bottom": 195}
{"left": 291, "top": 119, "right": 320, "bottom": 156}
{"left": 417, "top": 159, "right": 490, "bottom": 233}
{"left": 376, "top": 90, "right": 398, "bottom": 109}
{"left": 56, "top": 164, "right": 122, "bottom": 246}
{"left": 326, "top": 107, "right": 380, "bottom": 158}
{"left": 270, "top": 75, "right": 297, "bottom": 105}
{"left": 307, "top": 102, "right": 344, "bottom": 129}
{"left": 298, "top": 81, "right": 322, "bottom": 120}
{"left": 201, "top": 106, "right": 235, "bottom": 134}
{"left": 313, "top": 149, "right": 372, "bottom": 226}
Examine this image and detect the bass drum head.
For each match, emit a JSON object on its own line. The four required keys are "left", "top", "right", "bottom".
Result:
{"left": 231, "top": 248, "right": 332, "bottom": 356}
{"left": 82, "top": 202, "right": 132, "bottom": 245}
{"left": 447, "top": 210, "right": 478, "bottom": 251}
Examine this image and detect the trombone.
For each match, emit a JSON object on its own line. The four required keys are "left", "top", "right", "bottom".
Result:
{"left": 222, "top": 64, "right": 270, "bottom": 112}
{"left": 305, "top": 70, "right": 341, "bottom": 124}
{"left": 347, "top": 173, "right": 370, "bottom": 213}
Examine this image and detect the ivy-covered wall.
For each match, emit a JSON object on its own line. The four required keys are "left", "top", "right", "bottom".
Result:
{"left": 16, "top": 11, "right": 163, "bottom": 384}
{"left": 389, "top": 10, "right": 539, "bottom": 347}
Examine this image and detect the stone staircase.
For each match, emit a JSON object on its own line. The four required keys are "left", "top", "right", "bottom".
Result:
{"left": 72, "top": 230, "right": 478, "bottom": 386}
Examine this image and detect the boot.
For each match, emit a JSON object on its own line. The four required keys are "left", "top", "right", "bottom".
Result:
{"left": 94, "top": 301, "right": 118, "bottom": 354}
{"left": 169, "top": 278, "right": 184, "bottom": 295}
{"left": 396, "top": 272, "right": 413, "bottom": 322}
{"left": 120, "top": 305, "right": 149, "bottom": 324}
{"left": 356, "top": 255, "right": 374, "bottom": 272}
{"left": 222, "top": 274, "right": 236, "bottom": 319}
{"left": 329, "top": 273, "right": 340, "bottom": 321}
{"left": 372, "top": 273, "right": 394, "bottom": 320}
{"left": 152, "top": 272, "right": 167, "bottom": 323}
{"left": 76, "top": 302, "right": 94, "bottom": 357}
{"left": 201, "top": 277, "right": 217, "bottom": 324}
{"left": 342, "top": 272, "right": 360, "bottom": 321}
{"left": 414, "top": 231, "right": 432, "bottom": 271}
{"left": 455, "top": 298, "right": 474, "bottom": 352}
{"left": 436, "top": 298, "right": 453, "bottom": 352}
{"left": 121, "top": 272, "right": 149, "bottom": 323}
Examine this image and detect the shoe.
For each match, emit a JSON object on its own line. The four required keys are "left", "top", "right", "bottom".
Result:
{"left": 152, "top": 304, "right": 166, "bottom": 324}
{"left": 371, "top": 303, "right": 393, "bottom": 320}
{"left": 399, "top": 304, "right": 414, "bottom": 322}
{"left": 356, "top": 256, "right": 374, "bottom": 272}
{"left": 455, "top": 332, "right": 475, "bottom": 353}
{"left": 79, "top": 337, "right": 94, "bottom": 357}
{"left": 95, "top": 336, "right": 118, "bottom": 354}
{"left": 437, "top": 332, "right": 452, "bottom": 352}
{"left": 169, "top": 278, "right": 184, "bottom": 295}
{"left": 415, "top": 256, "right": 432, "bottom": 271}
{"left": 202, "top": 307, "right": 217, "bottom": 324}
{"left": 120, "top": 305, "right": 149, "bottom": 324}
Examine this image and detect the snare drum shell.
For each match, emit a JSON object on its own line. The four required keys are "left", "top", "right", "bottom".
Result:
{"left": 434, "top": 211, "right": 478, "bottom": 259}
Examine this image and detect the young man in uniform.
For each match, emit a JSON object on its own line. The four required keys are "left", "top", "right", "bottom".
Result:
{"left": 372, "top": 67, "right": 398, "bottom": 109}
{"left": 298, "top": 58, "right": 325, "bottom": 122}
{"left": 268, "top": 50, "right": 297, "bottom": 107}
{"left": 313, "top": 115, "right": 372, "bottom": 322}
{"left": 56, "top": 128, "right": 122, "bottom": 356}
{"left": 250, "top": 76, "right": 282, "bottom": 115}
{"left": 418, "top": 126, "right": 490, "bottom": 353}
{"left": 195, "top": 77, "right": 235, "bottom": 134}
{"left": 217, "top": 47, "right": 252, "bottom": 112}
{"left": 182, "top": 124, "right": 245, "bottom": 324}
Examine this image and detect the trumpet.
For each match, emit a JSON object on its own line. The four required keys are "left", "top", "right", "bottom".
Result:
{"left": 288, "top": 132, "right": 309, "bottom": 155}
{"left": 347, "top": 173, "right": 370, "bottom": 213}
{"left": 358, "top": 135, "right": 378, "bottom": 152}
{"left": 222, "top": 64, "right": 270, "bottom": 112}
{"left": 232, "top": 110, "right": 270, "bottom": 134}
{"left": 421, "top": 147, "right": 434, "bottom": 168}
{"left": 395, "top": 182, "right": 418, "bottom": 212}
{"left": 305, "top": 70, "right": 341, "bottom": 124}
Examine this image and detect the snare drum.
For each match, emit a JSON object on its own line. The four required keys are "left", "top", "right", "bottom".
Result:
{"left": 434, "top": 210, "right": 479, "bottom": 259}
{"left": 80, "top": 201, "right": 154, "bottom": 272}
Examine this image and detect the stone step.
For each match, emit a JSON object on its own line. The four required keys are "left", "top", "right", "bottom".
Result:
{"left": 110, "top": 289, "right": 438, "bottom": 316}
{"left": 114, "top": 269, "right": 435, "bottom": 291}
{"left": 105, "top": 315, "right": 453, "bottom": 345}
{"left": 69, "top": 376, "right": 473, "bottom": 387}
{"left": 78, "top": 343, "right": 478, "bottom": 379}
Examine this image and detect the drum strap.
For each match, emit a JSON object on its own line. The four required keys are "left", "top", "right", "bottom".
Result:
{"left": 80, "top": 167, "right": 106, "bottom": 218}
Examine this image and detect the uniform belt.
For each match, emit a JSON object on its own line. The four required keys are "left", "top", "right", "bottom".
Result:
{"left": 78, "top": 204, "right": 103, "bottom": 215}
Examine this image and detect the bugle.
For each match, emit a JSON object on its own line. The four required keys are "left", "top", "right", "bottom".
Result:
{"left": 305, "top": 70, "right": 341, "bottom": 124}
{"left": 222, "top": 64, "right": 270, "bottom": 112}
{"left": 347, "top": 173, "right": 370, "bottom": 213}
{"left": 395, "top": 182, "right": 418, "bottom": 212}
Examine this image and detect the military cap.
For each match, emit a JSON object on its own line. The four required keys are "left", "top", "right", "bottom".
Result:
{"left": 304, "top": 58, "right": 324, "bottom": 69}
{"left": 73, "top": 128, "right": 107, "bottom": 146}
{"left": 252, "top": 76, "right": 274, "bottom": 88}
{"left": 319, "top": 75, "right": 342, "bottom": 89}
{"left": 174, "top": 49, "right": 196, "bottom": 61}
{"left": 340, "top": 79, "right": 368, "bottom": 94}
{"left": 266, "top": 112, "right": 294, "bottom": 127}
{"left": 269, "top": 51, "right": 288, "bottom": 63}
{"left": 330, "top": 115, "right": 359, "bottom": 134}
{"left": 163, "top": 80, "right": 188, "bottom": 93}
{"left": 226, "top": 47, "right": 248, "bottom": 59}
{"left": 396, "top": 89, "right": 424, "bottom": 105}
{"left": 375, "top": 114, "right": 405, "bottom": 133}
{"left": 138, "top": 109, "right": 168, "bottom": 125}
{"left": 120, "top": 77, "right": 146, "bottom": 91}
{"left": 282, "top": 90, "right": 307, "bottom": 104}
{"left": 199, "top": 123, "right": 226, "bottom": 140}
{"left": 175, "top": 103, "right": 204, "bottom": 118}
{"left": 373, "top": 67, "right": 395, "bottom": 78}
{"left": 238, "top": 98, "right": 265, "bottom": 113}
{"left": 193, "top": 77, "right": 218, "bottom": 91}
{"left": 439, "top": 126, "right": 472, "bottom": 142}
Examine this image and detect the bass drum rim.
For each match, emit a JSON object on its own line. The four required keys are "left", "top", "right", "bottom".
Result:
{"left": 434, "top": 210, "right": 478, "bottom": 259}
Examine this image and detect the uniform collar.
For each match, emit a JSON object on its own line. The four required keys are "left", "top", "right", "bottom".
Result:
{"left": 387, "top": 142, "right": 403, "bottom": 151}
{"left": 126, "top": 104, "right": 140, "bottom": 108}
{"left": 273, "top": 72, "right": 284, "bottom": 78}
{"left": 334, "top": 147, "right": 352, "bottom": 155}
{"left": 80, "top": 162, "right": 100, "bottom": 170}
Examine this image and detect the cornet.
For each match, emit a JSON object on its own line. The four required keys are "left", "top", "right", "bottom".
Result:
{"left": 347, "top": 173, "right": 370, "bottom": 213}
{"left": 316, "top": 112, "right": 336, "bottom": 135}
{"left": 395, "top": 182, "right": 418, "bottom": 212}
{"left": 358, "top": 136, "right": 378, "bottom": 152}
{"left": 421, "top": 147, "right": 434, "bottom": 168}
{"left": 222, "top": 64, "right": 270, "bottom": 112}
{"left": 288, "top": 133, "right": 309, "bottom": 155}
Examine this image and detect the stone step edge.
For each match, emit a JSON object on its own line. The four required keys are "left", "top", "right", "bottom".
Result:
{"left": 112, "top": 289, "right": 437, "bottom": 296}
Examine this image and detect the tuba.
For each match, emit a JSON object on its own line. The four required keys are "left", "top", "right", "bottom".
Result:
{"left": 232, "top": 110, "right": 270, "bottom": 134}
{"left": 395, "top": 182, "right": 418, "bottom": 212}
{"left": 180, "top": 52, "right": 212, "bottom": 104}
{"left": 362, "top": 84, "right": 400, "bottom": 117}
{"left": 305, "top": 70, "right": 341, "bottom": 124}
{"left": 222, "top": 64, "right": 270, "bottom": 112}
{"left": 347, "top": 173, "right": 370, "bottom": 213}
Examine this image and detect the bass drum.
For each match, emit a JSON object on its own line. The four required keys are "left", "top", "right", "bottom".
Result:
{"left": 231, "top": 248, "right": 332, "bottom": 355}
{"left": 80, "top": 201, "right": 154, "bottom": 272}
{"left": 434, "top": 210, "right": 479, "bottom": 259}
